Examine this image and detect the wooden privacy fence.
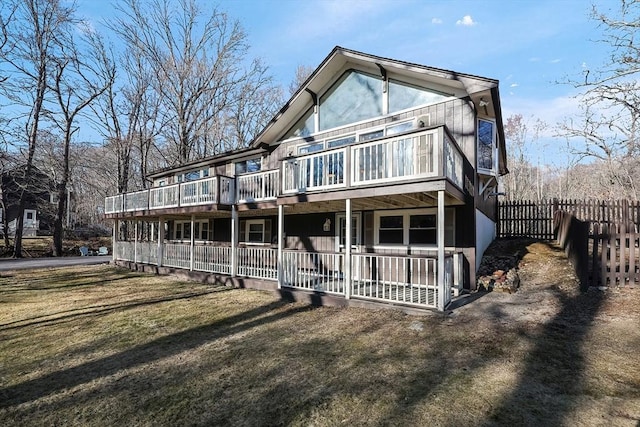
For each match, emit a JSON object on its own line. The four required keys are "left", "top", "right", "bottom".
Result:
{"left": 553, "top": 209, "right": 639, "bottom": 289}
{"left": 591, "top": 222, "right": 640, "bottom": 288}
{"left": 499, "top": 199, "right": 640, "bottom": 239}
{"left": 553, "top": 210, "right": 589, "bottom": 290}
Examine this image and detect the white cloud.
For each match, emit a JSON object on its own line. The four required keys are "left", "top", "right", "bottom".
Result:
{"left": 510, "top": 83, "right": 519, "bottom": 88}
{"left": 431, "top": 17, "right": 443, "bottom": 24}
{"left": 456, "top": 15, "right": 476, "bottom": 26}
{"left": 529, "top": 57, "right": 541, "bottom": 62}
{"left": 550, "top": 58, "right": 561, "bottom": 63}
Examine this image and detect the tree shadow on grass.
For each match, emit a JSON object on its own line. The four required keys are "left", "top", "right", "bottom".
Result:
{"left": 0, "top": 299, "right": 314, "bottom": 409}
{"left": 483, "top": 244, "right": 606, "bottom": 425}
{"left": 0, "top": 286, "right": 231, "bottom": 332}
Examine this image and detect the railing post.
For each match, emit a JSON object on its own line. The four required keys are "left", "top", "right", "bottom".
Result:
{"left": 157, "top": 217, "right": 164, "bottom": 267}
{"left": 437, "top": 190, "right": 446, "bottom": 310}
{"left": 277, "top": 204, "right": 284, "bottom": 289}
{"left": 134, "top": 220, "right": 138, "bottom": 264}
{"left": 231, "top": 205, "right": 238, "bottom": 277}
{"left": 189, "top": 214, "right": 195, "bottom": 271}
{"left": 345, "top": 198, "right": 352, "bottom": 299}
{"left": 112, "top": 219, "right": 117, "bottom": 262}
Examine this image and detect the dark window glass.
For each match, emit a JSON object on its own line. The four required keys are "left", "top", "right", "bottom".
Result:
{"left": 478, "top": 119, "right": 494, "bottom": 170}
{"left": 379, "top": 215, "right": 404, "bottom": 244}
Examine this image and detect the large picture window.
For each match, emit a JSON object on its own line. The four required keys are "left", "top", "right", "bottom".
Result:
{"left": 375, "top": 209, "right": 455, "bottom": 246}
{"left": 319, "top": 71, "right": 383, "bottom": 131}
{"left": 388, "top": 79, "right": 450, "bottom": 113}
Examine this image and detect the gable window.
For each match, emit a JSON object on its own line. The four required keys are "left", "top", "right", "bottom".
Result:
{"left": 477, "top": 119, "right": 496, "bottom": 173}
{"left": 240, "top": 219, "right": 272, "bottom": 244}
{"left": 319, "top": 71, "right": 383, "bottom": 131}
{"left": 235, "top": 157, "right": 262, "bottom": 175}
{"left": 388, "top": 79, "right": 450, "bottom": 113}
{"left": 375, "top": 209, "right": 455, "bottom": 246}
{"left": 283, "top": 107, "right": 315, "bottom": 140}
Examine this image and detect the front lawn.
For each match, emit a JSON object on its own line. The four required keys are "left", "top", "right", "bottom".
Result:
{"left": 0, "top": 244, "right": 638, "bottom": 426}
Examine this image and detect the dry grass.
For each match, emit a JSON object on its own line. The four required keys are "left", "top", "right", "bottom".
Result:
{"left": 0, "top": 241, "right": 639, "bottom": 426}
{"left": 1, "top": 236, "right": 112, "bottom": 257}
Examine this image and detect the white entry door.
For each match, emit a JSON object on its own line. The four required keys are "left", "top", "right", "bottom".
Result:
{"left": 335, "top": 213, "right": 361, "bottom": 252}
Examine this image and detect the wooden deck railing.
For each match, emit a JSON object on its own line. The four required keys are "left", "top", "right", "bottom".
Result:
{"left": 236, "top": 169, "right": 279, "bottom": 203}
{"left": 106, "top": 176, "right": 234, "bottom": 214}
{"left": 115, "top": 242, "right": 459, "bottom": 310}
{"left": 106, "top": 126, "right": 464, "bottom": 214}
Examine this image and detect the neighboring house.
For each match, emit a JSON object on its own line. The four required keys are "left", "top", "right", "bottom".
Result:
{"left": 104, "top": 46, "right": 507, "bottom": 311}
{"left": 1, "top": 166, "right": 57, "bottom": 237}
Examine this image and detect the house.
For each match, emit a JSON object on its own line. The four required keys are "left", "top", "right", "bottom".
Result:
{"left": 1, "top": 165, "right": 57, "bottom": 237}
{"left": 104, "top": 47, "right": 507, "bottom": 311}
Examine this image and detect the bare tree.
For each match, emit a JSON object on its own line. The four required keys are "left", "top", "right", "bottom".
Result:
{"left": 0, "top": 0, "right": 75, "bottom": 257}
{"left": 90, "top": 33, "right": 162, "bottom": 194}
{"left": 110, "top": 0, "right": 268, "bottom": 166}
{"left": 221, "top": 59, "right": 283, "bottom": 151}
{"left": 45, "top": 27, "right": 115, "bottom": 256}
{"left": 500, "top": 114, "right": 548, "bottom": 201}
{"left": 288, "top": 64, "right": 314, "bottom": 96}
{"left": 558, "top": 0, "right": 640, "bottom": 200}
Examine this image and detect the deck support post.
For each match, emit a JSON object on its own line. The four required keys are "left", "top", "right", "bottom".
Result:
{"left": 345, "top": 198, "right": 352, "bottom": 299}
{"left": 437, "top": 190, "right": 445, "bottom": 310}
{"left": 134, "top": 220, "right": 138, "bottom": 264}
{"left": 112, "top": 219, "right": 117, "bottom": 262}
{"left": 277, "top": 204, "right": 284, "bottom": 289}
{"left": 231, "top": 205, "right": 238, "bottom": 277}
{"left": 189, "top": 214, "right": 195, "bottom": 271}
{"left": 157, "top": 217, "right": 164, "bottom": 267}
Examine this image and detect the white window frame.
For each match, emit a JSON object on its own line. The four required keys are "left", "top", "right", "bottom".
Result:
{"left": 173, "top": 219, "right": 210, "bottom": 242}
{"left": 176, "top": 168, "right": 209, "bottom": 183}
{"left": 477, "top": 118, "right": 498, "bottom": 175}
{"left": 245, "top": 219, "right": 266, "bottom": 244}
{"left": 297, "top": 141, "right": 324, "bottom": 155}
{"left": 235, "top": 157, "right": 262, "bottom": 175}
{"left": 373, "top": 208, "right": 455, "bottom": 248}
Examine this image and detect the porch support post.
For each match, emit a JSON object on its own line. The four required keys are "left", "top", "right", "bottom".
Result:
{"left": 112, "top": 219, "right": 117, "bottom": 262}
{"left": 345, "top": 198, "right": 352, "bottom": 299}
{"left": 157, "top": 217, "right": 164, "bottom": 267}
{"left": 277, "top": 204, "right": 284, "bottom": 289}
{"left": 231, "top": 205, "right": 238, "bottom": 277}
{"left": 189, "top": 214, "right": 195, "bottom": 271}
{"left": 437, "top": 190, "right": 446, "bottom": 310}
{"left": 134, "top": 220, "right": 138, "bottom": 263}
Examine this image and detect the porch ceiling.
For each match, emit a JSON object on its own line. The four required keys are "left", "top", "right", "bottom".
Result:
{"left": 281, "top": 191, "right": 464, "bottom": 215}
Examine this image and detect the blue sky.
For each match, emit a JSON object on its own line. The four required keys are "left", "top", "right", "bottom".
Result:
{"left": 75, "top": 0, "right": 616, "bottom": 163}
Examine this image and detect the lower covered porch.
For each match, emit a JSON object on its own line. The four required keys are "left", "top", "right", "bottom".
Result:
{"left": 110, "top": 190, "right": 467, "bottom": 311}
{"left": 114, "top": 240, "right": 462, "bottom": 310}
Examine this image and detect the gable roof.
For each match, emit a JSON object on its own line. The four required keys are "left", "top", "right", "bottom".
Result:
{"left": 251, "top": 46, "right": 503, "bottom": 148}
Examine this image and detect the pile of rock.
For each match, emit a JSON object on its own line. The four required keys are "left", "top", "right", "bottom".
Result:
{"left": 477, "top": 266, "right": 520, "bottom": 293}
